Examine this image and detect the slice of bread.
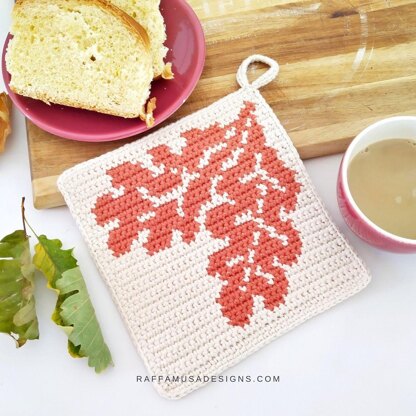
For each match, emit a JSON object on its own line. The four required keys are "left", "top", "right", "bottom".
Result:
{"left": 108, "top": 0, "right": 171, "bottom": 78}
{"left": 6, "top": 0, "right": 154, "bottom": 118}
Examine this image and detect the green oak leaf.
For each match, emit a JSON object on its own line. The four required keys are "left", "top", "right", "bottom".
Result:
{"left": 33, "top": 235, "right": 113, "bottom": 372}
{"left": 57, "top": 267, "right": 113, "bottom": 373}
{"left": 0, "top": 230, "right": 39, "bottom": 347}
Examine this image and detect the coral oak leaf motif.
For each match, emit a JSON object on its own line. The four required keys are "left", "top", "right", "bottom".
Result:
{"left": 92, "top": 102, "right": 302, "bottom": 326}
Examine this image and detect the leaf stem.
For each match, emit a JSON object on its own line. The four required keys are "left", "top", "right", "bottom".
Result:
{"left": 21, "top": 197, "right": 27, "bottom": 237}
{"left": 21, "top": 198, "right": 40, "bottom": 239}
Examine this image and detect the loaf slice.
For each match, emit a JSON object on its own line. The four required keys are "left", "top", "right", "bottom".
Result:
{"left": 6, "top": 0, "right": 153, "bottom": 118}
{"left": 0, "top": 93, "right": 12, "bottom": 153}
{"left": 108, "top": 0, "right": 171, "bottom": 78}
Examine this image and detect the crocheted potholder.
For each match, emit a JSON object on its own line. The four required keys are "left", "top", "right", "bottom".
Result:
{"left": 58, "top": 55, "right": 371, "bottom": 399}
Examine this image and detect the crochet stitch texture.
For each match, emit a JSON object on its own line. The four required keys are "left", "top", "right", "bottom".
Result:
{"left": 58, "top": 55, "right": 371, "bottom": 399}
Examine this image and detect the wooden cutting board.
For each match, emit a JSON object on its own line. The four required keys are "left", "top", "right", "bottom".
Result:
{"left": 27, "top": 0, "right": 416, "bottom": 209}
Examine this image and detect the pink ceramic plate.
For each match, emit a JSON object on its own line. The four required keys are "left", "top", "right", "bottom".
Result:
{"left": 1, "top": 0, "right": 205, "bottom": 142}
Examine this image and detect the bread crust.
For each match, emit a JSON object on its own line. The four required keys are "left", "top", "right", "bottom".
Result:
{"left": 10, "top": 85, "right": 141, "bottom": 118}
{"left": 14, "top": 0, "right": 150, "bottom": 49}
{"left": 0, "top": 92, "right": 12, "bottom": 152}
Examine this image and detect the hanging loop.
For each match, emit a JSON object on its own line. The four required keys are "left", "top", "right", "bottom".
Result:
{"left": 236, "top": 54, "right": 279, "bottom": 89}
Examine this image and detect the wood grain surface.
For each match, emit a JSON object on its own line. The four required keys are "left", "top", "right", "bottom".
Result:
{"left": 26, "top": 0, "right": 416, "bottom": 209}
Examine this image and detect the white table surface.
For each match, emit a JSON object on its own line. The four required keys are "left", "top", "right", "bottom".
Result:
{"left": 1, "top": 3, "right": 415, "bottom": 415}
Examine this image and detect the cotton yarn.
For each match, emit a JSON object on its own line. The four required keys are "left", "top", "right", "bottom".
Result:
{"left": 58, "top": 55, "right": 371, "bottom": 399}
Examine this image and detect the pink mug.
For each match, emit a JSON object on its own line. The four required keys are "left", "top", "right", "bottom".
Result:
{"left": 337, "top": 116, "right": 416, "bottom": 253}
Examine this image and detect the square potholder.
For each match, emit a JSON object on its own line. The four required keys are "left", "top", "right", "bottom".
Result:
{"left": 58, "top": 55, "right": 371, "bottom": 399}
